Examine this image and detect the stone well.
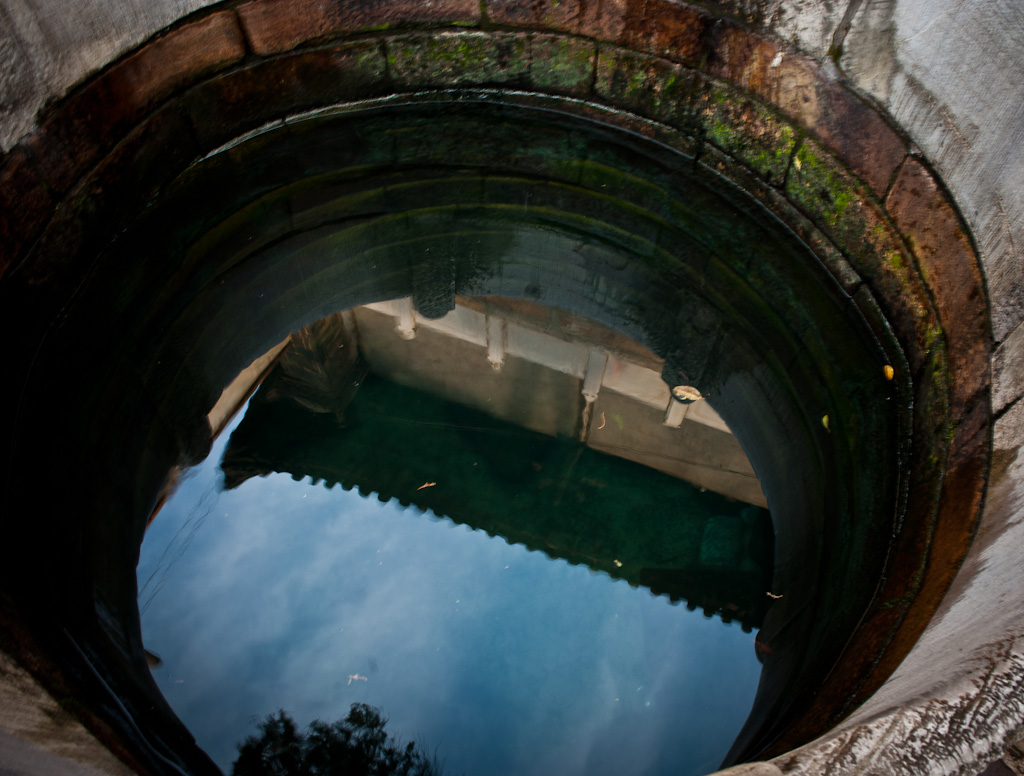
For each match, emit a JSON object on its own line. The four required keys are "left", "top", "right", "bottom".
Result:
{"left": 0, "top": 1, "right": 1021, "bottom": 775}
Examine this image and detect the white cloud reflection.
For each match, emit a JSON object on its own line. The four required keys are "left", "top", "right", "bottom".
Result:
{"left": 138, "top": 411, "right": 761, "bottom": 776}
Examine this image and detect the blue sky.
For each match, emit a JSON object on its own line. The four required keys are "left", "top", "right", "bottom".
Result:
{"left": 138, "top": 406, "right": 762, "bottom": 776}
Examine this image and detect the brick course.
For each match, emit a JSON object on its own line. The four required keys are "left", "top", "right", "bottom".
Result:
{"left": 888, "top": 157, "right": 991, "bottom": 420}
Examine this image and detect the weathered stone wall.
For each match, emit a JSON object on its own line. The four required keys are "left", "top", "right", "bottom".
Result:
{"left": 0, "top": 0, "right": 220, "bottom": 152}
{"left": 768, "top": 4, "right": 1024, "bottom": 775}
{"left": 0, "top": 1, "right": 1021, "bottom": 775}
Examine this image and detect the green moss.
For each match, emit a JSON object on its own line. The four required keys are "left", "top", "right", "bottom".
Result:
{"left": 790, "top": 143, "right": 857, "bottom": 226}
{"left": 528, "top": 37, "right": 596, "bottom": 94}
{"left": 879, "top": 593, "right": 915, "bottom": 610}
{"left": 593, "top": 48, "right": 703, "bottom": 132}
{"left": 699, "top": 87, "right": 796, "bottom": 184}
{"left": 923, "top": 323, "right": 947, "bottom": 353}
{"left": 786, "top": 140, "right": 889, "bottom": 263}
{"left": 388, "top": 32, "right": 529, "bottom": 87}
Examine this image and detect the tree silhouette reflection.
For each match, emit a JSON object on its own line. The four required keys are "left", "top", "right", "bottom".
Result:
{"left": 232, "top": 704, "right": 443, "bottom": 776}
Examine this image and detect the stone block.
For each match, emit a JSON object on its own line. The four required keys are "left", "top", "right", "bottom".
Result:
{"left": 0, "top": 147, "right": 54, "bottom": 280}
{"left": 764, "top": 0, "right": 841, "bottom": 60}
{"left": 619, "top": 0, "right": 711, "bottom": 67}
{"left": 387, "top": 31, "right": 530, "bottom": 90}
{"left": 24, "top": 12, "right": 245, "bottom": 197}
{"left": 179, "top": 41, "right": 388, "bottom": 150}
{"left": 695, "top": 141, "right": 863, "bottom": 294}
{"left": 487, "top": 0, "right": 626, "bottom": 42}
{"left": 786, "top": 139, "right": 935, "bottom": 375}
{"left": 699, "top": 84, "right": 796, "bottom": 185}
{"left": 707, "top": 20, "right": 905, "bottom": 197}
{"left": 948, "top": 391, "right": 991, "bottom": 471}
{"left": 922, "top": 426, "right": 987, "bottom": 610}
{"left": 238, "top": 0, "right": 481, "bottom": 55}
{"left": 106, "top": 12, "right": 246, "bottom": 118}
{"left": 707, "top": 20, "right": 817, "bottom": 115}
{"left": 526, "top": 35, "right": 597, "bottom": 97}
{"left": 810, "top": 78, "right": 906, "bottom": 199}
{"left": 594, "top": 46, "right": 704, "bottom": 132}
{"left": 887, "top": 157, "right": 991, "bottom": 418}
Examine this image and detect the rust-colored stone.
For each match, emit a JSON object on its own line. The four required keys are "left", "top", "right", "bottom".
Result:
{"left": 238, "top": 0, "right": 481, "bottom": 55}
{"left": 812, "top": 79, "right": 906, "bottom": 198}
{"left": 620, "top": 0, "right": 711, "bottom": 67}
{"left": 707, "top": 19, "right": 904, "bottom": 197}
{"left": 25, "top": 12, "right": 245, "bottom": 197}
{"left": 887, "top": 157, "right": 991, "bottom": 419}
{"left": 487, "top": 0, "right": 626, "bottom": 42}
{"left": 914, "top": 439, "right": 987, "bottom": 623}
{"left": 106, "top": 12, "right": 246, "bottom": 118}
{"left": 949, "top": 392, "right": 991, "bottom": 470}
{"left": 179, "top": 41, "right": 388, "bottom": 150}
{"left": 0, "top": 147, "right": 54, "bottom": 280}
{"left": 707, "top": 20, "right": 807, "bottom": 106}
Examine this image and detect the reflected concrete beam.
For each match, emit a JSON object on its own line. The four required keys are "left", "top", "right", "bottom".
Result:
{"left": 363, "top": 298, "right": 765, "bottom": 507}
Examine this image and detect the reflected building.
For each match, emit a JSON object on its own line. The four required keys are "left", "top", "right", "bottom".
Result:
{"left": 219, "top": 299, "right": 774, "bottom": 631}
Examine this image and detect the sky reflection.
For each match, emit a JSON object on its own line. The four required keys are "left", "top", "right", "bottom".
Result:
{"left": 138, "top": 406, "right": 762, "bottom": 776}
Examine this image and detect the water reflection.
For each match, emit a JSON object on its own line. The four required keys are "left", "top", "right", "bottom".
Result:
{"left": 234, "top": 705, "right": 441, "bottom": 776}
{"left": 138, "top": 299, "right": 770, "bottom": 776}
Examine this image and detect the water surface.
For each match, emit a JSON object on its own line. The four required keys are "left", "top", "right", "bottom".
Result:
{"left": 138, "top": 303, "right": 767, "bottom": 776}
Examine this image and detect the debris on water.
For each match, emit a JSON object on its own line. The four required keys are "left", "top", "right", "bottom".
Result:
{"left": 672, "top": 385, "right": 703, "bottom": 403}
